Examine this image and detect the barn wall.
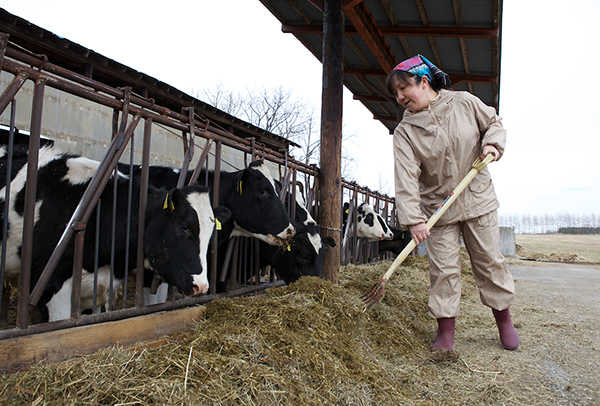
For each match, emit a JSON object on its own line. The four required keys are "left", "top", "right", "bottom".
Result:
{"left": 0, "top": 70, "right": 249, "bottom": 171}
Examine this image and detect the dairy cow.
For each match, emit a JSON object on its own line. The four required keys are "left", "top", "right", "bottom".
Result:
{"left": 343, "top": 202, "right": 394, "bottom": 241}
{"left": 378, "top": 225, "right": 413, "bottom": 256}
{"left": 125, "top": 160, "right": 295, "bottom": 246}
{"left": 119, "top": 160, "right": 295, "bottom": 298}
{"left": 259, "top": 186, "right": 335, "bottom": 284}
{"left": 0, "top": 147, "right": 216, "bottom": 321}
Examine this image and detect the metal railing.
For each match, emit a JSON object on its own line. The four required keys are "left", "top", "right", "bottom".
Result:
{"left": 0, "top": 32, "right": 397, "bottom": 340}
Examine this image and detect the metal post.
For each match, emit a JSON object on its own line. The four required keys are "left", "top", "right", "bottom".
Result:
{"left": 136, "top": 118, "right": 152, "bottom": 307}
{"left": 0, "top": 73, "right": 27, "bottom": 115}
{"left": 0, "top": 101, "right": 16, "bottom": 325}
{"left": 209, "top": 141, "right": 222, "bottom": 294}
{"left": 17, "top": 79, "right": 45, "bottom": 328}
{"left": 189, "top": 139, "right": 213, "bottom": 185}
{"left": 70, "top": 223, "right": 86, "bottom": 319}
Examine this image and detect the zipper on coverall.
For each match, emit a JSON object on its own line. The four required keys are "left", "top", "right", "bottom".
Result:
{"left": 427, "top": 104, "right": 469, "bottom": 220}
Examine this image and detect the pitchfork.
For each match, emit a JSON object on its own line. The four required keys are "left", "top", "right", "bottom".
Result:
{"left": 361, "top": 153, "right": 496, "bottom": 310}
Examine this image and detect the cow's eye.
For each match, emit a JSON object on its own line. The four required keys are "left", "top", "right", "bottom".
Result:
{"left": 180, "top": 223, "right": 191, "bottom": 236}
{"left": 259, "top": 188, "right": 269, "bottom": 197}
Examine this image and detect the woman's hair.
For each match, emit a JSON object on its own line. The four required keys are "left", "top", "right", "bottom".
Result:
{"left": 385, "top": 69, "right": 451, "bottom": 96}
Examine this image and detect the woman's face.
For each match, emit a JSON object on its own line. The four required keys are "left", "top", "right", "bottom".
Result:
{"left": 390, "top": 76, "right": 432, "bottom": 112}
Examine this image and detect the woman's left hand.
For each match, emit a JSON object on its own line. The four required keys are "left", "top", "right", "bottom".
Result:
{"left": 481, "top": 145, "right": 499, "bottom": 161}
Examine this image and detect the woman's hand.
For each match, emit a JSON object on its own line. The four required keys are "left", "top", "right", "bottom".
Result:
{"left": 481, "top": 145, "right": 499, "bottom": 161}
{"left": 409, "top": 222, "right": 430, "bottom": 244}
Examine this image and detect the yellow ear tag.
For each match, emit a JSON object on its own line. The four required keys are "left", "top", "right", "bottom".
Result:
{"left": 215, "top": 218, "right": 222, "bottom": 231}
{"left": 280, "top": 240, "right": 292, "bottom": 252}
{"left": 345, "top": 208, "right": 349, "bottom": 214}
{"left": 163, "top": 194, "right": 174, "bottom": 212}
{"left": 236, "top": 180, "right": 243, "bottom": 195}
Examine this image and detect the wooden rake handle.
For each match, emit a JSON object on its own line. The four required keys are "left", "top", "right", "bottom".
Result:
{"left": 379, "top": 153, "right": 495, "bottom": 282}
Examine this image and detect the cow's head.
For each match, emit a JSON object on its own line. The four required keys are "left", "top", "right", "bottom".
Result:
{"left": 265, "top": 185, "right": 336, "bottom": 284}
{"left": 185, "top": 190, "right": 232, "bottom": 295}
{"left": 266, "top": 223, "right": 336, "bottom": 284}
{"left": 228, "top": 160, "right": 295, "bottom": 245}
{"left": 344, "top": 202, "right": 394, "bottom": 241}
{"left": 144, "top": 185, "right": 213, "bottom": 295}
{"left": 356, "top": 203, "right": 394, "bottom": 241}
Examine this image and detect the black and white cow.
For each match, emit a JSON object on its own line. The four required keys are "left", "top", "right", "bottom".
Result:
{"left": 125, "top": 160, "right": 295, "bottom": 246}
{"left": 259, "top": 185, "right": 335, "bottom": 284}
{"left": 119, "top": 160, "right": 295, "bottom": 299}
{"left": 343, "top": 202, "right": 394, "bottom": 241}
{"left": 0, "top": 146, "right": 217, "bottom": 321}
{"left": 378, "top": 225, "right": 413, "bottom": 256}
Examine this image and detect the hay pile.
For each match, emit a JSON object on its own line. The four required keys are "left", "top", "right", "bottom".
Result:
{"left": 0, "top": 252, "right": 513, "bottom": 406}
{"left": 515, "top": 244, "right": 588, "bottom": 263}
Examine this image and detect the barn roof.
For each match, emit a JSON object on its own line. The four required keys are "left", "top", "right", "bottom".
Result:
{"left": 259, "top": 0, "right": 503, "bottom": 133}
{"left": 0, "top": 7, "right": 299, "bottom": 151}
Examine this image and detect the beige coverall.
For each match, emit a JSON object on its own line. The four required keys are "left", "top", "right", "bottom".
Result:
{"left": 393, "top": 89, "right": 515, "bottom": 319}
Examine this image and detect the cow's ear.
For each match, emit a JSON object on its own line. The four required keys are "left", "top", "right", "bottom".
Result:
{"left": 236, "top": 169, "right": 251, "bottom": 195}
{"left": 322, "top": 236, "right": 336, "bottom": 248}
{"left": 274, "top": 179, "right": 282, "bottom": 194}
{"left": 240, "top": 167, "right": 252, "bottom": 182}
{"left": 213, "top": 206, "right": 232, "bottom": 227}
{"left": 163, "top": 189, "right": 180, "bottom": 212}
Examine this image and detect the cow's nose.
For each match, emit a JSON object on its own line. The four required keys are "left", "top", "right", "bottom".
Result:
{"left": 286, "top": 226, "right": 295, "bottom": 237}
{"left": 193, "top": 283, "right": 209, "bottom": 295}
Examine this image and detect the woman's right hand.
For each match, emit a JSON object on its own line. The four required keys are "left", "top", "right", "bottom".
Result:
{"left": 409, "top": 223, "right": 430, "bottom": 244}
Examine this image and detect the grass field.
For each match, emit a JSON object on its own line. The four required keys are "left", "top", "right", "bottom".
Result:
{"left": 515, "top": 234, "right": 600, "bottom": 262}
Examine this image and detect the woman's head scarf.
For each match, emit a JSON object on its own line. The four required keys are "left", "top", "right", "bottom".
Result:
{"left": 392, "top": 54, "right": 451, "bottom": 87}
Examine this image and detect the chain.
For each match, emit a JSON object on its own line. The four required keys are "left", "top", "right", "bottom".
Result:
{"left": 318, "top": 224, "right": 342, "bottom": 232}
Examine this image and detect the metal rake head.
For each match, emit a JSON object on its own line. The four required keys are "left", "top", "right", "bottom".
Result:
{"left": 360, "top": 279, "right": 387, "bottom": 311}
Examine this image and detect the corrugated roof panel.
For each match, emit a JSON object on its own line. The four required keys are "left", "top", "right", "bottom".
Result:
{"left": 467, "top": 46, "right": 495, "bottom": 74}
{"left": 389, "top": 1, "right": 423, "bottom": 25}
{"left": 436, "top": 39, "right": 465, "bottom": 72}
{"left": 424, "top": 1, "right": 457, "bottom": 25}
{"left": 461, "top": 0, "right": 496, "bottom": 26}
{"left": 260, "top": 0, "right": 502, "bottom": 132}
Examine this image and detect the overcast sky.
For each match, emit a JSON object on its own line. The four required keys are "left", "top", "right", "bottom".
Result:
{"left": 1, "top": 0, "right": 598, "bottom": 216}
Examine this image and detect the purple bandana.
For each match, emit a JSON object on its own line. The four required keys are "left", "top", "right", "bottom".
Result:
{"left": 392, "top": 54, "right": 451, "bottom": 87}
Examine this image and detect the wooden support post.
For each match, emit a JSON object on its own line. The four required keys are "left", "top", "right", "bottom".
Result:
{"left": 319, "top": 0, "right": 344, "bottom": 283}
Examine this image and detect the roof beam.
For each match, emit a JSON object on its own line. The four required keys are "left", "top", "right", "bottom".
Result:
{"left": 373, "top": 115, "right": 397, "bottom": 122}
{"left": 342, "top": 2, "right": 397, "bottom": 73}
{"left": 306, "top": 0, "right": 324, "bottom": 11}
{"left": 380, "top": 0, "right": 412, "bottom": 59}
{"left": 345, "top": 68, "right": 497, "bottom": 84}
{"left": 282, "top": 25, "right": 498, "bottom": 39}
{"left": 453, "top": 0, "right": 474, "bottom": 94}
{"left": 414, "top": 0, "right": 443, "bottom": 71}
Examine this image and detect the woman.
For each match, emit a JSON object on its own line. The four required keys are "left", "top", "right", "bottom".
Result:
{"left": 387, "top": 54, "right": 519, "bottom": 351}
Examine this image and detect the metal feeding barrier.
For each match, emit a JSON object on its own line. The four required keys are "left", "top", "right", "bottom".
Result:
{"left": 0, "top": 32, "right": 397, "bottom": 341}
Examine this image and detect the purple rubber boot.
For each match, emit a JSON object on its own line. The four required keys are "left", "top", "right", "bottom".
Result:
{"left": 432, "top": 317, "right": 455, "bottom": 350}
{"left": 493, "top": 309, "right": 519, "bottom": 350}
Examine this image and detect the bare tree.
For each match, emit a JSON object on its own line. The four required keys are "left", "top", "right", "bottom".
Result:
{"left": 199, "top": 83, "right": 243, "bottom": 118}
{"left": 197, "top": 84, "right": 357, "bottom": 180}
{"left": 244, "top": 86, "right": 307, "bottom": 141}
